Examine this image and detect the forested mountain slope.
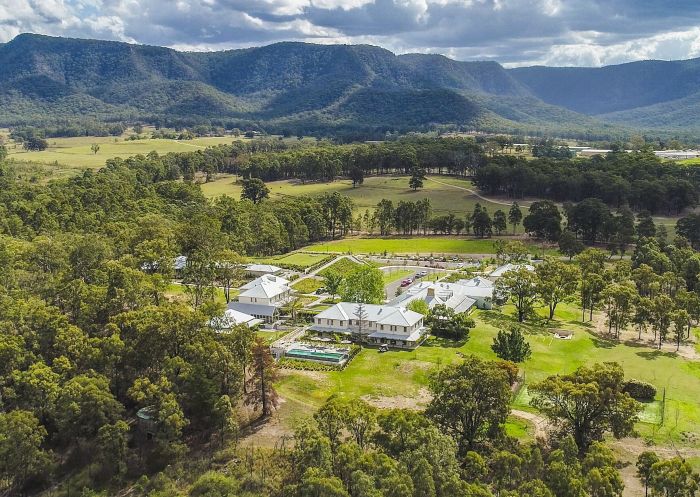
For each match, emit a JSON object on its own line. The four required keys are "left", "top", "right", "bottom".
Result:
{"left": 3, "top": 33, "right": 700, "bottom": 134}
{"left": 0, "top": 34, "right": 599, "bottom": 135}
{"left": 510, "top": 58, "right": 700, "bottom": 121}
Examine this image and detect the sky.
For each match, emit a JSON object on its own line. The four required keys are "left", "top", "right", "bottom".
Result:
{"left": 1, "top": 0, "right": 700, "bottom": 67}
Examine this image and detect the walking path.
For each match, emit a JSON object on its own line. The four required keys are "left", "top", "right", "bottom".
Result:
{"left": 426, "top": 177, "right": 524, "bottom": 207}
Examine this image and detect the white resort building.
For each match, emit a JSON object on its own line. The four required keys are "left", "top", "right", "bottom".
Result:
{"left": 488, "top": 263, "right": 535, "bottom": 280}
{"left": 389, "top": 281, "right": 481, "bottom": 313}
{"left": 209, "top": 308, "right": 263, "bottom": 330}
{"left": 227, "top": 274, "right": 293, "bottom": 323}
{"left": 245, "top": 263, "right": 282, "bottom": 277}
{"left": 391, "top": 277, "right": 496, "bottom": 310}
{"left": 310, "top": 303, "right": 426, "bottom": 349}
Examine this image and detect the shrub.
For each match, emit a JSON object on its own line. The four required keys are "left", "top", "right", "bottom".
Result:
{"left": 495, "top": 360, "right": 520, "bottom": 386}
{"left": 623, "top": 379, "right": 657, "bottom": 401}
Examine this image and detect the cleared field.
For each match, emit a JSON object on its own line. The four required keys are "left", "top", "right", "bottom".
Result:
{"left": 305, "top": 237, "right": 552, "bottom": 255}
{"left": 5, "top": 135, "right": 237, "bottom": 171}
{"left": 291, "top": 277, "right": 324, "bottom": 294}
{"left": 276, "top": 301, "right": 700, "bottom": 449}
{"left": 201, "top": 174, "right": 515, "bottom": 219}
{"left": 249, "top": 252, "right": 330, "bottom": 269}
{"left": 317, "top": 257, "right": 362, "bottom": 277}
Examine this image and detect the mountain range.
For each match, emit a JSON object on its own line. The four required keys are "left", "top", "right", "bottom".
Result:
{"left": 1, "top": 33, "right": 699, "bottom": 138}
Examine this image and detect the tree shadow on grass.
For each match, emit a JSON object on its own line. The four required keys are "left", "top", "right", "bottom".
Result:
{"left": 480, "top": 310, "right": 552, "bottom": 337}
{"left": 636, "top": 350, "right": 677, "bottom": 360}
{"left": 590, "top": 335, "right": 617, "bottom": 349}
{"left": 568, "top": 319, "right": 594, "bottom": 329}
{"left": 423, "top": 336, "right": 469, "bottom": 348}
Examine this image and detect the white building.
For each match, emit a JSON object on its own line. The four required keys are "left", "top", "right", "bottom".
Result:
{"left": 209, "top": 308, "right": 263, "bottom": 330}
{"left": 228, "top": 274, "right": 293, "bottom": 323}
{"left": 389, "top": 281, "right": 477, "bottom": 313}
{"left": 654, "top": 150, "right": 700, "bottom": 160}
{"left": 238, "top": 274, "right": 292, "bottom": 306}
{"left": 245, "top": 263, "right": 282, "bottom": 277}
{"left": 450, "top": 277, "right": 495, "bottom": 309}
{"left": 489, "top": 263, "right": 535, "bottom": 279}
{"left": 311, "top": 303, "right": 426, "bottom": 349}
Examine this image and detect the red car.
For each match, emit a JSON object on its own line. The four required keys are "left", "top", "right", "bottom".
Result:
{"left": 400, "top": 278, "right": 413, "bottom": 287}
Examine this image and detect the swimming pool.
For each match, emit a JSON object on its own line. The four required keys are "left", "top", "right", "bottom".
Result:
{"left": 286, "top": 347, "right": 349, "bottom": 364}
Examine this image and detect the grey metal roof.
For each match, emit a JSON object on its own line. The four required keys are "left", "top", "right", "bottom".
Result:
{"left": 227, "top": 302, "right": 279, "bottom": 317}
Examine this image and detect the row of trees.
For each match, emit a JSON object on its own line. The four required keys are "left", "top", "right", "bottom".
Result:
{"left": 473, "top": 151, "right": 698, "bottom": 214}
{"left": 497, "top": 239, "right": 700, "bottom": 350}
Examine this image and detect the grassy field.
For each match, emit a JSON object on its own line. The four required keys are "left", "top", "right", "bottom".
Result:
{"left": 248, "top": 251, "right": 331, "bottom": 269}
{"left": 4, "top": 135, "right": 237, "bottom": 174}
{"left": 382, "top": 268, "right": 415, "bottom": 285}
{"left": 317, "top": 257, "right": 362, "bottom": 277}
{"left": 201, "top": 174, "right": 516, "bottom": 219}
{"left": 291, "top": 277, "right": 324, "bottom": 294}
{"left": 305, "top": 237, "right": 554, "bottom": 256}
{"left": 274, "top": 301, "right": 700, "bottom": 449}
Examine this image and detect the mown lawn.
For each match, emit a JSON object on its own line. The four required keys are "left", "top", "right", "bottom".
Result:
{"left": 382, "top": 268, "right": 415, "bottom": 285}
{"left": 318, "top": 257, "right": 362, "bottom": 277}
{"left": 305, "top": 237, "right": 555, "bottom": 256}
{"left": 275, "top": 301, "right": 700, "bottom": 447}
{"left": 291, "top": 277, "right": 324, "bottom": 294}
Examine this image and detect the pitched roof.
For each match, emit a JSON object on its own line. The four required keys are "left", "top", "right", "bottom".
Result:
{"left": 315, "top": 303, "right": 423, "bottom": 327}
{"left": 174, "top": 255, "right": 188, "bottom": 271}
{"left": 389, "top": 279, "right": 491, "bottom": 307}
{"left": 489, "top": 263, "right": 535, "bottom": 278}
{"left": 240, "top": 274, "right": 290, "bottom": 290}
{"left": 239, "top": 281, "right": 288, "bottom": 299}
{"left": 246, "top": 263, "right": 281, "bottom": 274}
{"left": 209, "top": 308, "right": 262, "bottom": 329}
{"left": 227, "top": 302, "right": 279, "bottom": 317}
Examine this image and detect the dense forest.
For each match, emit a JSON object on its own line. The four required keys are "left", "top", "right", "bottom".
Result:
{"left": 473, "top": 150, "right": 699, "bottom": 214}
{"left": 2, "top": 134, "right": 700, "bottom": 495}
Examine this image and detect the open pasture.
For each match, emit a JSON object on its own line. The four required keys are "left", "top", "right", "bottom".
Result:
{"left": 201, "top": 174, "right": 514, "bottom": 218}
{"left": 4, "top": 135, "right": 237, "bottom": 171}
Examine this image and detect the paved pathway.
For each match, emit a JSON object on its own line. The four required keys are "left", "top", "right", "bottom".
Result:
{"left": 380, "top": 265, "right": 452, "bottom": 300}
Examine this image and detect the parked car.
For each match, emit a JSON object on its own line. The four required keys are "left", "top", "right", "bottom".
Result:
{"left": 315, "top": 287, "right": 326, "bottom": 295}
{"left": 400, "top": 278, "right": 412, "bottom": 287}
{"left": 417, "top": 270, "right": 428, "bottom": 277}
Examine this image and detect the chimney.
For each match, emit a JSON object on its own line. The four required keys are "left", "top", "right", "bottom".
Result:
{"left": 427, "top": 287, "right": 435, "bottom": 297}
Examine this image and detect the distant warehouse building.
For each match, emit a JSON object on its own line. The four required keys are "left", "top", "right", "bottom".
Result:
{"left": 654, "top": 150, "right": 700, "bottom": 160}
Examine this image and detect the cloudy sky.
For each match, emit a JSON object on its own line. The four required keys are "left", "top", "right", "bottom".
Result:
{"left": 1, "top": 0, "right": 700, "bottom": 67}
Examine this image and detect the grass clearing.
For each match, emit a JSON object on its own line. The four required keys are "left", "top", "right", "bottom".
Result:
{"left": 201, "top": 174, "right": 516, "bottom": 221}
{"left": 249, "top": 252, "right": 331, "bottom": 269}
{"left": 5, "top": 135, "right": 237, "bottom": 173}
{"left": 382, "top": 268, "right": 415, "bottom": 285}
{"left": 275, "top": 300, "right": 700, "bottom": 447}
{"left": 291, "top": 277, "right": 324, "bottom": 294}
{"left": 317, "top": 257, "right": 362, "bottom": 277}
{"left": 306, "top": 237, "right": 554, "bottom": 256}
